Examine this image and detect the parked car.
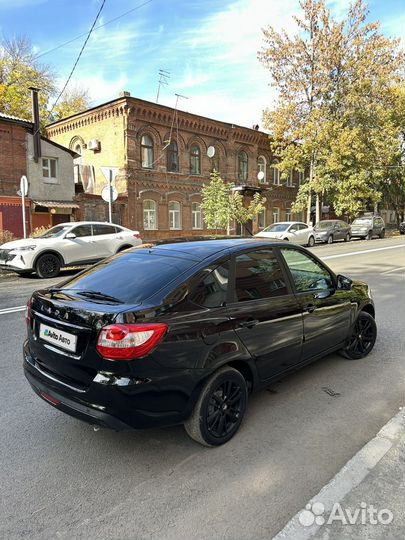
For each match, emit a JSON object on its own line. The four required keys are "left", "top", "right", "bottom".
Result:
{"left": 255, "top": 221, "right": 315, "bottom": 247}
{"left": 399, "top": 221, "right": 405, "bottom": 235}
{"left": 314, "top": 220, "right": 351, "bottom": 244}
{"left": 24, "top": 238, "right": 376, "bottom": 446}
{"left": 0, "top": 221, "right": 142, "bottom": 278}
{"left": 350, "top": 215, "right": 385, "bottom": 240}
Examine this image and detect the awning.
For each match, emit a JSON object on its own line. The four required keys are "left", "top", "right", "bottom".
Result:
{"left": 33, "top": 200, "right": 80, "bottom": 209}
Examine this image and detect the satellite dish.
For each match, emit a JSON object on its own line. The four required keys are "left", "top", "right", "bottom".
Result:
{"left": 257, "top": 171, "right": 265, "bottom": 181}
{"left": 207, "top": 146, "right": 215, "bottom": 158}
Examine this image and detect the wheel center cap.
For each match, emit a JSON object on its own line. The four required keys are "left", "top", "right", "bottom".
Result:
{"left": 222, "top": 403, "right": 228, "bottom": 411}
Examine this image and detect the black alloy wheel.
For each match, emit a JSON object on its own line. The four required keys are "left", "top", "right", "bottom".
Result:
{"left": 184, "top": 366, "right": 247, "bottom": 446}
{"left": 35, "top": 253, "right": 61, "bottom": 279}
{"left": 340, "top": 312, "right": 377, "bottom": 360}
{"left": 307, "top": 236, "right": 315, "bottom": 247}
{"left": 344, "top": 233, "right": 350, "bottom": 242}
{"left": 327, "top": 235, "right": 334, "bottom": 244}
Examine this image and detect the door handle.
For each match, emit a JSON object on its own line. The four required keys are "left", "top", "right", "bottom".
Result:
{"left": 239, "top": 319, "right": 259, "bottom": 329}
{"left": 304, "top": 304, "right": 316, "bottom": 314}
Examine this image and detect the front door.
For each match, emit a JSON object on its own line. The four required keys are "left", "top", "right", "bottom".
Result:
{"left": 227, "top": 248, "right": 303, "bottom": 380}
{"left": 279, "top": 247, "right": 352, "bottom": 360}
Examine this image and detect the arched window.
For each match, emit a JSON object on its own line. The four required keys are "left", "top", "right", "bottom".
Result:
{"left": 257, "top": 156, "right": 266, "bottom": 183}
{"left": 143, "top": 199, "right": 157, "bottom": 230}
{"left": 169, "top": 201, "right": 181, "bottom": 230}
{"left": 73, "top": 144, "right": 82, "bottom": 184}
{"left": 190, "top": 145, "right": 201, "bottom": 175}
{"left": 270, "top": 163, "right": 280, "bottom": 185}
{"left": 166, "top": 141, "right": 179, "bottom": 172}
{"left": 238, "top": 151, "right": 248, "bottom": 181}
{"left": 141, "top": 134, "right": 154, "bottom": 169}
{"left": 192, "top": 202, "right": 203, "bottom": 229}
{"left": 287, "top": 170, "right": 294, "bottom": 187}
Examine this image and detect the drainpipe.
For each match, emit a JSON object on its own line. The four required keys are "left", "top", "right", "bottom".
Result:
{"left": 29, "top": 87, "right": 41, "bottom": 163}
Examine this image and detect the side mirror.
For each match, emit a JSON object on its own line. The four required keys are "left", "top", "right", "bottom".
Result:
{"left": 65, "top": 232, "right": 76, "bottom": 239}
{"left": 337, "top": 274, "right": 352, "bottom": 291}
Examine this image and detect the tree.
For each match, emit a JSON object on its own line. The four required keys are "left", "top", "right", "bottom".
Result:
{"left": 201, "top": 172, "right": 266, "bottom": 234}
{"left": 51, "top": 85, "right": 91, "bottom": 122}
{"left": 259, "top": 0, "right": 404, "bottom": 222}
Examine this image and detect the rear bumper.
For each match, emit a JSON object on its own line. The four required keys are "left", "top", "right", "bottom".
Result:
{"left": 23, "top": 341, "right": 207, "bottom": 431}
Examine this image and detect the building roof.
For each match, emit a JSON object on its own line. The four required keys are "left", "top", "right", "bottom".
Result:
{"left": 0, "top": 111, "right": 33, "bottom": 127}
{"left": 40, "top": 136, "right": 79, "bottom": 158}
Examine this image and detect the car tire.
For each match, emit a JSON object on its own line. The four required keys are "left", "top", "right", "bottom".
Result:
{"left": 327, "top": 235, "right": 333, "bottom": 244}
{"left": 339, "top": 312, "right": 377, "bottom": 360}
{"left": 184, "top": 366, "right": 248, "bottom": 447}
{"left": 35, "top": 253, "right": 61, "bottom": 279}
{"left": 344, "top": 233, "right": 350, "bottom": 242}
{"left": 379, "top": 229, "right": 385, "bottom": 239}
{"left": 307, "top": 236, "right": 315, "bottom": 247}
{"left": 366, "top": 231, "right": 373, "bottom": 240}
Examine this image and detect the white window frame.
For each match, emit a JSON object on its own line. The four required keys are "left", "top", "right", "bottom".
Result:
{"left": 287, "top": 171, "right": 294, "bottom": 187}
{"left": 285, "top": 208, "right": 292, "bottom": 221}
{"left": 298, "top": 171, "right": 305, "bottom": 184}
{"left": 272, "top": 207, "right": 280, "bottom": 223}
{"left": 143, "top": 199, "right": 157, "bottom": 230}
{"left": 257, "top": 156, "right": 267, "bottom": 184}
{"left": 258, "top": 208, "right": 266, "bottom": 229}
{"left": 192, "top": 202, "right": 203, "bottom": 230}
{"left": 271, "top": 164, "right": 280, "bottom": 185}
{"left": 42, "top": 157, "right": 58, "bottom": 183}
{"left": 141, "top": 134, "right": 154, "bottom": 169}
{"left": 169, "top": 201, "right": 182, "bottom": 230}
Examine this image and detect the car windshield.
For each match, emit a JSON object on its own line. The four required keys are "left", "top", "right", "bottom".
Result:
{"left": 315, "top": 221, "right": 335, "bottom": 229}
{"left": 353, "top": 218, "right": 372, "bottom": 225}
{"left": 37, "top": 225, "right": 71, "bottom": 238}
{"left": 262, "top": 224, "right": 289, "bottom": 232}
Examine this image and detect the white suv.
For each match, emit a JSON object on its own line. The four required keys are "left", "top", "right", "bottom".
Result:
{"left": 0, "top": 221, "right": 142, "bottom": 278}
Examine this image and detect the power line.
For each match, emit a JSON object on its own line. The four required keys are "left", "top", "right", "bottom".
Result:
{"left": 35, "top": 0, "right": 153, "bottom": 60}
{"left": 47, "top": 0, "right": 107, "bottom": 118}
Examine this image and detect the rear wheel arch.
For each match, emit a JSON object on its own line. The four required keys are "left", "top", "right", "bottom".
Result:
{"left": 116, "top": 244, "right": 132, "bottom": 253}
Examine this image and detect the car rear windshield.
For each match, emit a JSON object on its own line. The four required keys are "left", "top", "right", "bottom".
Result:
{"left": 262, "top": 223, "right": 289, "bottom": 232}
{"left": 353, "top": 218, "right": 372, "bottom": 225}
{"left": 315, "top": 221, "right": 335, "bottom": 229}
{"left": 58, "top": 252, "right": 196, "bottom": 304}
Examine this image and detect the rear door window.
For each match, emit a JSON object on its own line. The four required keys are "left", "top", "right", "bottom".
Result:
{"left": 234, "top": 249, "right": 288, "bottom": 301}
{"left": 92, "top": 224, "right": 117, "bottom": 235}
{"left": 189, "top": 262, "right": 229, "bottom": 308}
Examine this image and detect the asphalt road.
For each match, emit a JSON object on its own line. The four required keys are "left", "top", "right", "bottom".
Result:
{"left": 0, "top": 237, "right": 404, "bottom": 540}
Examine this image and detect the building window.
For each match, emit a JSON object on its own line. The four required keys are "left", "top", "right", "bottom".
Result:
{"left": 169, "top": 201, "right": 181, "bottom": 230}
{"left": 273, "top": 207, "right": 280, "bottom": 223}
{"left": 287, "top": 171, "right": 294, "bottom": 187}
{"left": 270, "top": 163, "right": 280, "bottom": 185}
{"left": 143, "top": 199, "right": 157, "bottom": 230}
{"left": 298, "top": 171, "right": 305, "bottom": 184}
{"left": 166, "top": 141, "right": 179, "bottom": 172}
{"left": 238, "top": 151, "right": 248, "bottom": 182}
{"left": 42, "top": 157, "right": 58, "bottom": 182}
{"left": 192, "top": 202, "right": 203, "bottom": 229}
{"left": 285, "top": 208, "right": 292, "bottom": 221}
{"left": 141, "top": 134, "right": 154, "bottom": 169}
{"left": 190, "top": 145, "right": 201, "bottom": 175}
{"left": 257, "top": 156, "right": 266, "bottom": 183}
{"left": 258, "top": 208, "right": 266, "bottom": 229}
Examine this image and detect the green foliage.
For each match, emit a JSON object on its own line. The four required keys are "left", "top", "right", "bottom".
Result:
{"left": 51, "top": 85, "right": 91, "bottom": 122}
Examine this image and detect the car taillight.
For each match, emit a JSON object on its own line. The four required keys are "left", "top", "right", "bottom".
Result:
{"left": 134, "top": 232, "right": 141, "bottom": 239}
{"left": 96, "top": 323, "right": 168, "bottom": 360}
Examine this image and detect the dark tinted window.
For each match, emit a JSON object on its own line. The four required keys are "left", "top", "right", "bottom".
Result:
{"left": 71, "top": 225, "right": 92, "bottom": 237}
{"left": 92, "top": 224, "right": 117, "bottom": 236}
{"left": 234, "top": 249, "right": 288, "bottom": 301}
{"left": 189, "top": 262, "right": 229, "bottom": 308}
{"left": 281, "top": 248, "right": 333, "bottom": 292}
{"left": 60, "top": 252, "right": 196, "bottom": 304}
{"left": 297, "top": 223, "right": 308, "bottom": 230}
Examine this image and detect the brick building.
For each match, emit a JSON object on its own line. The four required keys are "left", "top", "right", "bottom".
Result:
{"left": 46, "top": 92, "right": 304, "bottom": 239}
{"left": 0, "top": 106, "right": 77, "bottom": 238}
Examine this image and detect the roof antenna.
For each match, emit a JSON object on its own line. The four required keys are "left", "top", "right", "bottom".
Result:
{"left": 156, "top": 69, "right": 170, "bottom": 103}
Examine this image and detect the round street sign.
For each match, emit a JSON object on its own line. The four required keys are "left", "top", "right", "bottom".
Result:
{"left": 101, "top": 186, "right": 118, "bottom": 202}
{"left": 20, "top": 175, "right": 28, "bottom": 196}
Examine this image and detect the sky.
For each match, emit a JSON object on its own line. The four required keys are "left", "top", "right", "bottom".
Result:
{"left": 0, "top": 0, "right": 403, "bottom": 128}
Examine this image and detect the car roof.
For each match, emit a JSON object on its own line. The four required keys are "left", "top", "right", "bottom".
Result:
{"left": 52, "top": 221, "right": 125, "bottom": 227}
{"left": 135, "top": 237, "right": 288, "bottom": 261}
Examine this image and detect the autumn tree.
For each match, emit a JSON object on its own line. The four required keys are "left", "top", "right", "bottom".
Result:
{"left": 51, "top": 85, "right": 91, "bottom": 122}
{"left": 259, "top": 0, "right": 404, "bottom": 222}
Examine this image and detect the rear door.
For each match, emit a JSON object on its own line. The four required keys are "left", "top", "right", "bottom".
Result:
{"left": 279, "top": 247, "right": 353, "bottom": 360}
{"left": 227, "top": 247, "right": 303, "bottom": 380}
{"left": 91, "top": 224, "right": 122, "bottom": 258}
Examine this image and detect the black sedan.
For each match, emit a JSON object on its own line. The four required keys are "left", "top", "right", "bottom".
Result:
{"left": 313, "top": 220, "right": 351, "bottom": 244}
{"left": 24, "top": 239, "right": 376, "bottom": 446}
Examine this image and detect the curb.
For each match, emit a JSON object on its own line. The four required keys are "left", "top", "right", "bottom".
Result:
{"left": 272, "top": 407, "right": 405, "bottom": 540}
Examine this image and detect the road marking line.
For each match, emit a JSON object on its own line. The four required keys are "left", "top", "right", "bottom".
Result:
{"left": 322, "top": 244, "right": 404, "bottom": 260}
{"left": 380, "top": 266, "right": 405, "bottom": 275}
{"left": 0, "top": 306, "right": 25, "bottom": 315}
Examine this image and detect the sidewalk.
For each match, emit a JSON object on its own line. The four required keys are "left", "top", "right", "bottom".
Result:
{"left": 274, "top": 408, "right": 405, "bottom": 540}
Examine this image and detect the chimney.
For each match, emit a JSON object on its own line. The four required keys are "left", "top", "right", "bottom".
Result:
{"left": 29, "top": 87, "right": 41, "bottom": 163}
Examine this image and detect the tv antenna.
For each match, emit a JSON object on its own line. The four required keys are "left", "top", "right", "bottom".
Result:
{"left": 156, "top": 69, "right": 170, "bottom": 103}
